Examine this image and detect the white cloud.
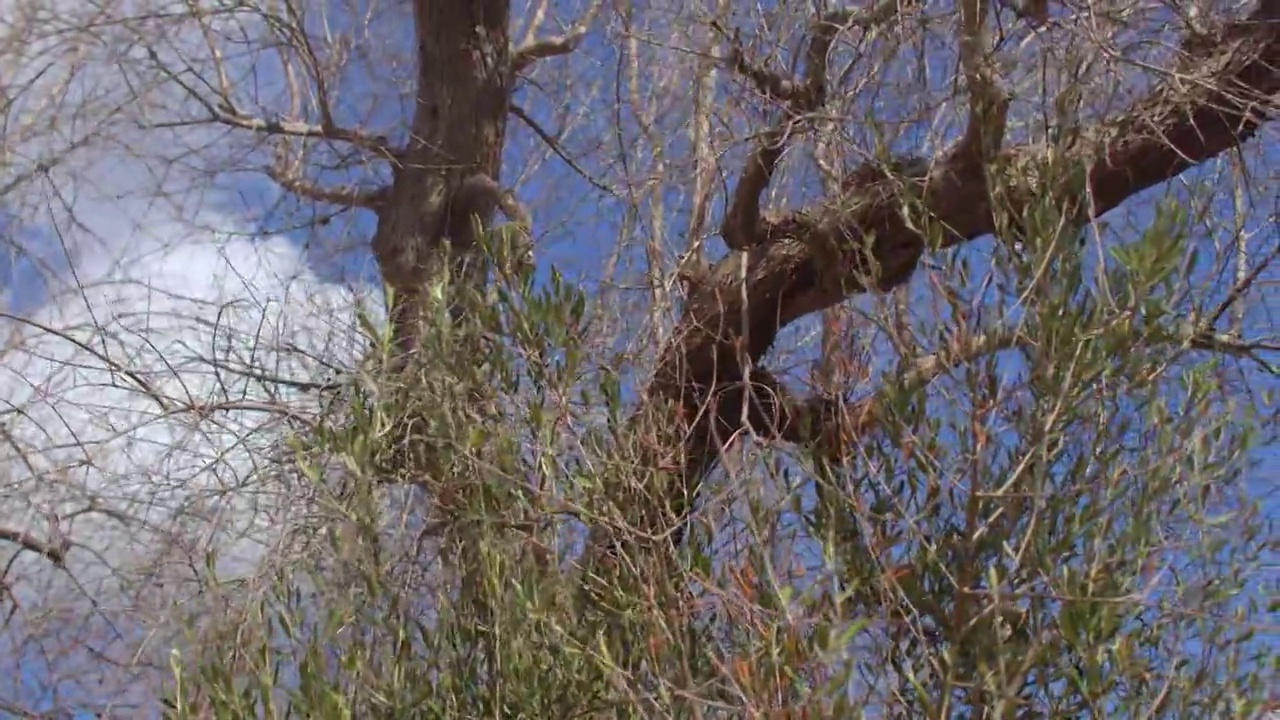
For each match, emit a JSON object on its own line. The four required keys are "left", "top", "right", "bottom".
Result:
{"left": 0, "top": 146, "right": 380, "bottom": 715}
{"left": 0, "top": 1, "right": 393, "bottom": 710}
{"left": 1, "top": 225, "right": 384, "bottom": 712}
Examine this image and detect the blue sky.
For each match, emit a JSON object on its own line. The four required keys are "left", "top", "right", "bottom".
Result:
{"left": 0, "top": 0, "right": 1275, "bottom": 715}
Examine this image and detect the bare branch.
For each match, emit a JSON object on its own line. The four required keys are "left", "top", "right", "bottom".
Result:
{"left": 0, "top": 525, "right": 68, "bottom": 567}
{"left": 778, "top": 327, "right": 1022, "bottom": 455}
{"left": 510, "top": 102, "right": 617, "bottom": 196}
{"left": 720, "top": 0, "right": 919, "bottom": 251}
{"left": 1184, "top": 329, "right": 1280, "bottom": 371}
{"left": 511, "top": 0, "right": 603, "bottom": 74}
{"left": 216, "top": 106, "right": 395, "bottom": 156}
{"left": 0, "top": 311, "right": 169, "bottom": 413}
{"left": 264, "top": 162, "right": 387, "bottom": 210}
{"left": 142, "top": 46, "right": 396, "bottom": 158}
{"left": 198, "top": 355, "right": 346, "bottom": 393}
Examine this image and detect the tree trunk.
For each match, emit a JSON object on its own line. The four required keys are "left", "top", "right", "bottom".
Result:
{"left": 371, "top": 0, "right": 512, "bottom": 357}
{"left": 365, "top": 0, "right": 516, "bottom": 687}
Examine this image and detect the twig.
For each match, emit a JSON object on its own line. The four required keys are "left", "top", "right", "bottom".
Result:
{"left": 510, "top": 103, "right": 617, "bottom": 197}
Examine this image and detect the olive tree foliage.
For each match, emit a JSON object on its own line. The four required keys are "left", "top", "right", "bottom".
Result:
{"left": 0, "top": 0, "right": 1276, "bottom": 716}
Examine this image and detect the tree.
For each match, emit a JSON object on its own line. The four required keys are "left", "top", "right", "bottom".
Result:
{"left": 0, "top": 0, "right": 1275, "bottom": 717}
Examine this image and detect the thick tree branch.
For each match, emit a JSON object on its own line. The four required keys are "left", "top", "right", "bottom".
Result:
{"left": 634, "top": 0, "right": 1279, "bottom": 544}
{"left": 446, "top": 173, "right": 532, "bottom": 232}
{"left": 1072, "top": 19, "right": 1278, "bottom": 225}
{"left": 372, "top": 1, "right": 513, "bottom": 356}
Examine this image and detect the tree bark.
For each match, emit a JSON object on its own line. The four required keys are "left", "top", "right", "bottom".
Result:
{"left": 371, "top": 0, "right": 513, "bottom": 357}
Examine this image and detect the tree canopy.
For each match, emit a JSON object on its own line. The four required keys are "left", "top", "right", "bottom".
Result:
{"left": 0, "top": 0, "right": 1276, "bottom": 717}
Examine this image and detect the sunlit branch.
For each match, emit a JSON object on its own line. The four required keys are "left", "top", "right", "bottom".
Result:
{"left": 511, "top": 0, "right": 604, "bottom": 74}
{"left": 0, "top": 525, "right": 68, "bottom": 567}
{"left": 143, "top": 47, "right": 396, "bottom": 158}
{"left": 264, "top": 163, "right": 387, "bottom": 210}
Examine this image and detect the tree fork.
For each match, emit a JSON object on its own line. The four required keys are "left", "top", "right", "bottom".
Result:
{"left": 621, "top": 0, "right": 1279, "bottom": 555}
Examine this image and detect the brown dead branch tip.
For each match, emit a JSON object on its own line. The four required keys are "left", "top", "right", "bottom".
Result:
{"left": 636, "top": 1, "right": 1278, "bottom": 538}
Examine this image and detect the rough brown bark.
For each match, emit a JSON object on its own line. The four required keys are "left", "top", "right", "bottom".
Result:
{"left": 632, "top": 2, "right": 1279, "bottom": 542}
{"left": 371, "top": 0, "right": 513, "bottom": 356}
